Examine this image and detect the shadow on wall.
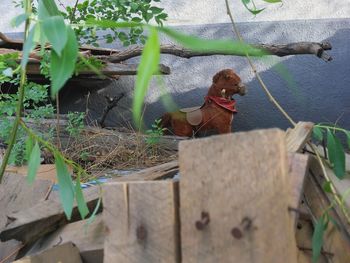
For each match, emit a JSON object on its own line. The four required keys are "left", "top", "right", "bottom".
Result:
{"left": 58, "top": 23, "right": 350, "bottom": 132}
{"left": 142, "top": 26, "right": 350, "bottom": 132}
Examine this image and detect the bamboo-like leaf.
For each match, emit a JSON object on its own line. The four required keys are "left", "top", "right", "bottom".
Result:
{"left": 87, "top": 196, "right": 101, "bottom": 226}
{"left": 42, "top": 16, "right": 67, "bottom": 56}
{"left": 133, "top": 27, "right": 160, "bottom": 125}
{"left": 11, "top": 13, "right": 28, "bottom": 28}
{"left": 50, "top": 26, "right": 78, "bottom": 97}
{"left": 25, "top": 135, "right": 34, "bottom": 161}
{"left": 241, "top": 0, "right": 265, "bottom": 15}
{"left": 312, "top": 215, "right": 327, "bottom": 263}
{"left": 312, "top": 126, "right": 323, "bottom": 141}
{"left": 21, "top": 25, "right": 36, "bottom": 69}
{"left": 75, "top": 172, "right": 89, "bottom": 219}
{"left": 27, "top": 142, "right": 41, "bottom": 184}
{"left": 327, "top": 129, "right": 345, "bottom": 179}
{"left": 55, "top": 153, "right": 75, "bottom": 219}
{"left": 346, "top": 131, "right": 350, "bottom": 149}
{"left": 38, "top": 0, "right": 60, "bottom": 17}
{"left": 159, "top": 27, "right": 265, "bottom": 57}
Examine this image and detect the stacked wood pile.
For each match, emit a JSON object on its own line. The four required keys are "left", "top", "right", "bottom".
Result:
{"left": 1, "top": 122, "right": 350, "bottom": 262}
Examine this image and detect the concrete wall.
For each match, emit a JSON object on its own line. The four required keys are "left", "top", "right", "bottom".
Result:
{"left": 1, "top": 1, "right": 350, "bottom": 131}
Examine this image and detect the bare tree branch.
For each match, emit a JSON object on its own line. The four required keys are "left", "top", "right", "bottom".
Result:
{"left": 106, "top": 42, "right": 332, "bottom": 63}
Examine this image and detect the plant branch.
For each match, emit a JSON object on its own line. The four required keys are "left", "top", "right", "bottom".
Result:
{"left": 0, "top": 0, "right": 32, "bottom": 182}
{"left": 69, "top": 0, "right": 80, "bottom": 23}
{"left": 106, "top": 42, "right": 332, "bottom": 63}
{"left": 224, "top": 0, "right": 296, "bottom": 127}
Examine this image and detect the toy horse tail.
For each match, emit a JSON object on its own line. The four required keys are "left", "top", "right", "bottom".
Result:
{"left": 160, "top": 112, "right": 172, "bottom": 129}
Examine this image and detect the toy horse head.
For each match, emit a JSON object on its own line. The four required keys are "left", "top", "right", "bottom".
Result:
{"left": 208, "top": 69, "right": 247, "bottom": 99}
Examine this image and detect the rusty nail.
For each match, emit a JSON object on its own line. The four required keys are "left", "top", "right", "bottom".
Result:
{"left": 136, "top": 225, "right": 147, "bottom": 241}
{"left": 195, "top": 211, "right": 210, "bottom": 230}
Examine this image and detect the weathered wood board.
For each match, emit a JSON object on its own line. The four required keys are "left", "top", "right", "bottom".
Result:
{"left": 13, "top": 242, "right": 82, "bottom": 263}
{"left": 103, "top": 181, "right": 180, "bottom": 263}
{"left": 0, "top": 173, "right": 52, "bottom": 263}
{"left": 288, "top": 153, "right": 309, "bottom": 229}
{"left": 25, "top": 215, "right": 104, "bottom": 263}
{"left": 179, "top": 129, "right": 298, "bottom": 263}
{"left": 286, "top": 122, "right": 313, "bottom": 153}
{"left": 304, "top": 156, "right": 350, "bottom": 262}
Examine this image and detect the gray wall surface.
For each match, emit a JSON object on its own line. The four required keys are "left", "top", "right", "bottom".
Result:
{"left": 58, "top": 18, "right": 350, "bottom": 132}
{"left": 1, "top": 1, "right": 350, "bottom": 132}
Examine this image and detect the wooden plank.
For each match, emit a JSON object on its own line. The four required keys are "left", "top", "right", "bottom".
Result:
{"left": 26, "top": 62, "right": 170, "bottom": 76}
{"left": 304, "top": 156, "right": 350, "bottom": 263}
{"left": 103, "top": 181, "right": 180, "bottom": 263}
{"left": 0, "top": 173, "right": 52, "bottom": 262}
{"left": 0, "top": 160, "right": 179, "bottom": 245}
{"left": 288, "top": 153, "right": 310, "bottom": 229}
{"left": 13, "top": 242, "right": 82, "bottom": 263}
{"left": 25, "top": 215, "right": 104, "bottom": 263}
{"left": 179, "top": 129, "right": 297, "bottom": 263}
{"left": 286, "top": 122, "right": 314, "bottom": 153}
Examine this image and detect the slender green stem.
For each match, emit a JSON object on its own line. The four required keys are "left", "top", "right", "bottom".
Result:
{"left": 0, "top": 0, "right": 32, "bottom": 182}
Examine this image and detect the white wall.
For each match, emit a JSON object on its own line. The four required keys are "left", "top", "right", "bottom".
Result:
{"left": 1, "top": 0, "right": 350, "bottom": 32}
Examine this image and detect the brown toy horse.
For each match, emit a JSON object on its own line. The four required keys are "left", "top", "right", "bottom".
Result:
{"left": 160, "top": 69, "right": 246, "bottom": 137}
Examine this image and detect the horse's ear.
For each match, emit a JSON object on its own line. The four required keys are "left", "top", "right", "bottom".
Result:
{"left": 212, "top": 71, "right": 222, "bottom": 83}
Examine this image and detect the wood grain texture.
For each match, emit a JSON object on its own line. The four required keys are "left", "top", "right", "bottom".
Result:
{"left": 286, "top": 122, "right": 314, "bottom": 153}
{"left": 0, "top": 173, "right": 52, "bottom": 262}
{"left": 25, "top": 215, "right": 104, "bottom": 263}
{"left": 103, "top": 181, "right": 180, "bottom": 263}
{"left": 179, "top": 129, "right": 297, "bottom": 263}
{"left": 13, "top": 242, "right": 82, "bottom": 263}
{"left": 288, "top": 153, "right": 310, "bottom": 229}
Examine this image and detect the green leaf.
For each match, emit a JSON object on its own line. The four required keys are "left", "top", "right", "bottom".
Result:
{"left": 55, "top": 153, "right": 75, "bottom": 219}
{"left": 87, "top": 196, "right": 101, "bottom": 226}
{"left": 346, "top": 131, "right": 350, "bottom": 149}
{"left": 327, "top": 129, "right": 345, "bottom": 179}
{"left": 312, "top": 126, "right": 323, "bottom": 141}
{"left": 50, "top": 26, "right": 78, "bottom": 97}
{"left": 133, "top": 27, "right": 160, "bottom": 125}
{"left": 11, "top": 13, "right": 28, "bottom": 28}
{"left": 312, "top": 215, "right": 327, "bottom": 263}
{"left": 75, "top": 179, "right": 89, "bottom": 219}
{"left": 159, "top": 27, "right": 266, "bottom": 57}
{"left": 27, "top": 142, "right": 41, "bottom": 184}
{"left": 322, "top": 181, "right": 332, "bottom": 193}
{"left": 150, "top": 7, "right": 164, "bottom": 14}
{"left": 42, "top": 16, "right": 68, "bottom": 56}
{"left": 39, "top": 0, "right": 60, "bottom": 17}
{"left": 21, "top": 25, "right": 36, "bottom": 69}
{"left": 25, "top": 135, "right": 34, "bottom": 161}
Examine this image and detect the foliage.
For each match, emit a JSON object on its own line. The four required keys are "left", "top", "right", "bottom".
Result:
{"left": 240, "top": 0, "right": 282, "bottom": 15}
{"left": 146, "top": 118, "right": 166, "bottom": 145}
{"left": 66, "top": 111, "right": 85, "bottom": 137}
{"left": 63, "top": 0, "right": 168, "bottom": 47}
{"left": 312, "top": 124, "right": 350, "bottom": 179}
{"left": 0, "top": 53, "right": 55, "bottom": 166}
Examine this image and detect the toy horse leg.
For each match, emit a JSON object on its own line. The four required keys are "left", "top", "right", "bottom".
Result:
{"left": 217, "top": 124, "right": 232, "bottom": 134}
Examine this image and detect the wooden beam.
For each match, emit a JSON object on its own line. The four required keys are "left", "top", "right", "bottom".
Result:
{"left": 14, "top": 242, "right": 83, "bottom": 263}
{"left": 179, "top": 129, "right": 298, "bottom": 262}
{"left": 286, "top": 122, "right": 314, "bottom": 153}
{"left": 25, "top": 62, "right": 170, "bottom": 76}
{"left": 103, "top": 181, "right": 180, "bottom": 263}
{"left": 0, "top": 173, "right": 53, "bottom": 262}
{"left": 25, "top": 215, "right": 104, "bottom": 263}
